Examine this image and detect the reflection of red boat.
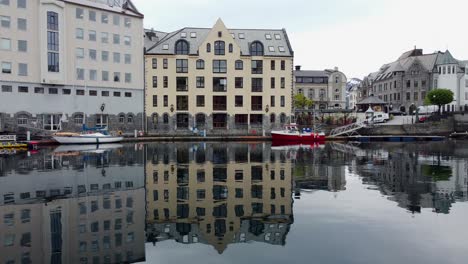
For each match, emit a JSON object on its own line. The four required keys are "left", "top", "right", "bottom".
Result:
{"left": 271, "top": 124, "right": 326, "bottom": 143}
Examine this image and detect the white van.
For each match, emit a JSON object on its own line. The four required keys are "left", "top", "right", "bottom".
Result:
{"left": 367, "top": 112, "right": 389, "bottom": 123}
{"left": 417, "top": 105, "right": 439, "bottom": 114}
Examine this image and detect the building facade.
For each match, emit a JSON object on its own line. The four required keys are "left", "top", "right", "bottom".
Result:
{"left": 362, "top": 48, "right": 468, "bottom": 113}
{"left": 294, "top": 66, "right": 347, "bottom": 110}
{"left": 144, "top": 19, "right": 294, "bottom": 135}
{"left": 0, "top": 0, "right": 144, "bottom": 134}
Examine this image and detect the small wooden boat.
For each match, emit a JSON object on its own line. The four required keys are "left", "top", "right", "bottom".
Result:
{"left": 271, "top": 124, "right": 326, "bottom": 143}
{"left": 53, "top": 132, "right": 123, "bottom": 144}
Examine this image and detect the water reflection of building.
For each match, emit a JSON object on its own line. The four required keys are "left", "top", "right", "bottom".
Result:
{"left": 293, "top": 144, "right": 349, "bottom": 193}
{"left": 356, "top": 142, "right": 468, "bottom": 214}
{"left": 0, "top": 146, "right": 146, "bottom": 263}
{"left": 145, "top": 143, "right": 294, "bottom": 254}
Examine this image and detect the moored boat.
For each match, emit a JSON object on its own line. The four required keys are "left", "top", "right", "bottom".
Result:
{"left": 271, "top": 124, "right": 326, "bottom": 143}
{"left": 52, "top": 125, "right": 123, "bottom": 144}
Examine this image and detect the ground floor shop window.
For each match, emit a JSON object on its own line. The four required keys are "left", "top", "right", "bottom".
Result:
{"left": 235, "top": 114, "right": 248, "bottom": 129}
{"left": 213, "top": 113, "right": 227, "bottom": 129}
{"left": 177, "top": 114, "right": 189, "bottom": 128}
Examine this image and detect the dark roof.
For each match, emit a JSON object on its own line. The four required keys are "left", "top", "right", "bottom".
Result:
{"left": 294, "top": 70, "right": 329, "bottom": 77}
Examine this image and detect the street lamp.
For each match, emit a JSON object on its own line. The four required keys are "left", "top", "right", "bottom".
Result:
{"left": 265, "top": 104, "right": 269, "bottom": 113}
{"left": 170, "top": 104, "right": 174, "bottom": 113}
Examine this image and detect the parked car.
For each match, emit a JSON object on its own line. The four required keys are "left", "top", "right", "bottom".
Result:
{"left": 417, "top": 105, "right": 439, "bottom": 114}
{"left": 389, "top": 110, "right": 406, "bottom": 116}
{"left": 366, "top": 112, "right": 390, "bottom": 123}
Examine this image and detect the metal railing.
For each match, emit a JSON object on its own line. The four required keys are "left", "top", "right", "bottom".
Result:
{"left": 329, "top": 122, "right": 366, "bottom": 137}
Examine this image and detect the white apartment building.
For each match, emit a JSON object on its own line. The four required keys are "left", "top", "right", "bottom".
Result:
{"left": 0, "top": 0, "right": 144, "bottom": 133}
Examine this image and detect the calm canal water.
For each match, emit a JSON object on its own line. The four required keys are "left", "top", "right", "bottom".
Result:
{"left": 1, "top": 141, "right": 468, "bottom": 264}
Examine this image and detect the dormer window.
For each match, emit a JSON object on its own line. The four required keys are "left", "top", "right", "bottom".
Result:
{"left": 268, "top": 46, "right": 275, "bottom": 52}
{"left": 214, "top": 41, "right": 225, "bottom": 55}
{"left": 162, "top": 44, "right": 169, "bottom": 50}
{"left": 180, "top": 32, "right": 187, "bottom": 38}
{"left": 190, "top": 32, "right": 197, "bottom": 38}
{"left": 278, "top": 46, "right": 285, "bottom": 52}
{"left": 175, "top": 40, "right": 189, "bottom": 55}
{"left": 250, "top": 41, "right": 264, "bottom": 56}
{"left": 265, "top": 34, "right": 272, "bottom": 40}
{"left": 238, "top": 33, "right": 245, "bottom": 39}
{"left": 274, "top": 34, "right": 281, "bottom": 40}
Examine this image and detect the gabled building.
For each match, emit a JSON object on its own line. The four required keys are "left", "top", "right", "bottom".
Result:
{"left": 363, "top": 48, "right": 468, "bottom": 113}
{"left": 144, "top": 19, "right": 294, "bottom": 135}
{"left": 0, "top": 0, "right": 144, "bottom": 133}
{"left": 293, "top": 66, "right": 347, "bottom": 110}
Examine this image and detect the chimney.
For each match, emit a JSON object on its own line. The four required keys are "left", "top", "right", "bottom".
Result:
{"left": 334, "top": 66, "right": 338, "bottom": 71}
{"left": 295, "top": 65, "right": 301, "bottom": 71}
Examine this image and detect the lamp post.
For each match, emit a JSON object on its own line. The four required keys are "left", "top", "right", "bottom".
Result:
{"left": 100, "top": 103, "right": 105, "bottom": 128}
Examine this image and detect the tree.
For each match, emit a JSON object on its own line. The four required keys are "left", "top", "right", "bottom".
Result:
{"left": 425, "top": 89, "right": 454, "bottom": 114}
{"left": 293, "top": 94, "right": 314, "bottom": 125}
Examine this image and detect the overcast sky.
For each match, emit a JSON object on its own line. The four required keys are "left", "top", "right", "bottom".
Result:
{"left": 133, "top": 0, "right": 468, "bottom": 79}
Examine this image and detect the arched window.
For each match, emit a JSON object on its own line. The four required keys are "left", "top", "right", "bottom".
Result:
{"left": 235, "top": 60, "right": 243, "bottom": 70}
{"left": 280, "top": 113, "right": 286, "bottom": 124}
{"left": 17, "top": 114, "right": 28, "bottom": 125}
{"left": 175, "top": 40, "right": 189, "bottom": 55}
{"left": 270, "top": 113, "right": 276, "bottom": 124}
{"left": 195, "top": 113, "right": 205, "bottom": 128}
{"left": 152, "top": 113, "right": 158, "bottom": 128}
{"left": 196, "top": 59, "right": 205, "bottom": 69}
{"left": 214, "top": 41, "right": 225, "bottom": 55}
{"left": 206, "top": 43, "right": 211, "bottom": 53}
{"left": 228, "top": 43, "right": 233, "bottom": 53}
{"left": 74, "top": 113, "right": 84, "bottom": 124}
{"left": 163, "top": 113, "right": 169, "bottom": 124}
{"left": 118, "top": 114, "right": 125, "bottom": 123}
{"left": 127, "top": 114, "right": 134, "bottom": 123}
{"left": 250, "top": 41, "right": 264, "bottom": 56}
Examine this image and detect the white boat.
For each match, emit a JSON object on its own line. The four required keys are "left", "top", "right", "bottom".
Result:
{"left": 53, "top": 132, "right": 123, "bottom": 144}
{"left": 53, "top": 144, "right": 123, "bottom": 154}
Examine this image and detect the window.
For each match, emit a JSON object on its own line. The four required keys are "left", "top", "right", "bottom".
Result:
{"left": 213, "top": 77, "right": 227, "bottom": 92}
{"left": 196, "top": 95, "right": 205, "bottom": 107}
{"left": 238, "top": 33, "right": 245, "bottom": 39}
{"left": 35, "top": 87, "right": 44, "bottom": 94}
{"left": 281, "top": 60, "right": 285, "bottom": 70}
{"left": 163, "top": 59, "right": 168, "bottom": 69}
{"left": 101, "top": 91, "right": 109, "bottom": 97}
{"left": 252, "top": 78, "right": 263, "bottom": 92}
{"left": 17, "top": 0, "right": 26, "bottom": 8}
{"left": 0, "top": 0, "right": 9, "bottom": 5}
{"left": 196, "top": 59, "right": 205, "bottom": 69}
{"left": 406, "top": 80, "right": 411, "bottom": 88}
{"left": 271, "top": 60, "right": 276, "bottom": 70}
{"left": 2, "top": 62, "right": 12, "bottom": 74}
{"left": 177, "top": 96, "right": 189, "bottom": 110}
{"left": 17, "top": 18, "right": 26, "bottom": 30}
{"left": 113, "top": 52, "right": 120, "bottom": 63}
{"left": 265, "top": 34, "right": 272, "bottom": 40}
{"left": 268, "top": 46, "right": 275, "bottom": 52}
{"left": 250, "top": 41, "right": 264, "bottom": 56}
{"left": 18, "top": 86, "right": 28, "bottom": 93}
{"left": 49, "top": 88, "right": 58, "bottom": 94}
{"left": 163, "top": 76, "right": 168, "bottom": 88}
{"left": 152, "top": 76, "right": 157, "bottom": 88}
{"left": 251, "top": 60, "right": 263, "bottom": 74}
{"left": 414, "top": 92, "right": 418, "bottom": 100}
{"left": 101, "top": 32, "right": 109, "bottom": 43}
{"left": 213, "top": 96, "right": 227, "bottom": 110}
{"left": 278, "top": 46, "right": 286, "bottom": 52}
{"left": 214, "top": 41, "right": 225, "bottom": 55}
{"left": 280, "top": 96, "right": 285, "bottom": 107}
{"left": 113, "top": 14, "right": 120, "bottom": 26}
{"left": 89, "top": 30, "right": 96, "bottom": 41}
{"left": 114, "top": 72, "right": 120, "bottom": 82}
{"left": 125, "top": 73, "right": 131, "bottom": 83}
{"left": 76, "top": 28, "right": 84, "bottom": 39}
{"left": 89, "top": 10, "right": 96, "bottom": 21}
{"left": 76, "top": 68, "right": 84, "bottom": 80}
{"left": 113, "top": 34, "right": 120, "bottom": 44}
{"left": 175, "top": 40, "right": 189, "bottom": 55}
{"left": 414, "top": 80, "right": 418, "bottom": 88}
{"left": 152, "top": 58, "right": 157, "bottom": 69}
{"left": 118, "top": 114, "right": 125, "bottom": 123}
{"left": 406, "top": 92, "right": 411, "bottom": 100}
{"left": 235, "top": 95, "right": 243, "bottom": 107}
{"left": 162, "top": 44, "right": 169, "bottom": 50}
{"left": 229, "top": 43, "right": 233, "bottom": 53}
{"left": 89, "top": 49, "right": 97, "bottom": 60}
{"left": 124, "top": 36, "right": 131, "bottom": 46}
{"left": 76, "top": 89, "right": 85, "bottom": 95}
{"left": 127, "top": 115, "right": 133, "bottom": 123}
{"left": 176, "top": 59, "right": 188, "bottom": 73}
{"left": 206, "top": 43, "right": 211, "bottom": 53}
{"left": 1, "top": 85, "right": 12, "bottom": 92}
{"left": 271, "top": 77, "right": 276, "bottom": 89}
{"left": 235, "top": 77, "right": 243, "bottom": 88}
{"left": 76, "top": 8, "right": 84, "bottom": 19}
{"left": 114, "top": 91, "right": 121, "bottom": 97}
{"left": 76, "top": 48, "right": 84, "bottom": 58}
{"left": 281, "top": 77, "right": 285, "bottom": 88}
{"left": 125, "top": 92, "right": 132, "bottom": 97}
{"left": 213, "top": 60, "right": 227, "bottom": 73}
{"left": 196, "top": 77, "right": 205, "bottom": 88}
{"left": 251, "top": 96, "right": 262, "bottom": 111}
{"left": 176, "top": 77, "right": 188, "bottom": 91}
{"left": 89, "top": 90, "right": 97, "bottom": 96}
{"left": 102, "top": 71, "right": 109, "bottom": 81}
{"left": 0, "top": 38, "right": 11, "bottom": 50}
{"left": 125, "top": 17, "right": 131, "bottom": 27}
{"left": 274, "top": 34, "right": 281, "bottom": 40}
{"left": 18, "top": 63, "right": 27, "bottom": 76}
{"left": 235, "top": 60, "right": 243, "bottom": 70}
{"left": 163, "top": 95, "right": 168, "bottom": 107}
{"left": 0, "top": 16, "right": 10, "bottom": 28}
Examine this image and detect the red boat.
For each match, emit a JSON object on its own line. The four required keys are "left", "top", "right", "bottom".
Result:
{"left": 271, "top": 124, "right": 326, "bottom": 143}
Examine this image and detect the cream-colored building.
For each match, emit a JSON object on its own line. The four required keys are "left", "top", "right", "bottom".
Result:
{"left": 144, "top": 19, "right": 294, "bottom": 135}
{"left": 145, "top": 142, "right": 293, "bottom": 253}
{"left": 0, "top": 0, "right": 144, "bottom": 133}
{"left": 294, "top": 66, "right": 347, "bottom": 110}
